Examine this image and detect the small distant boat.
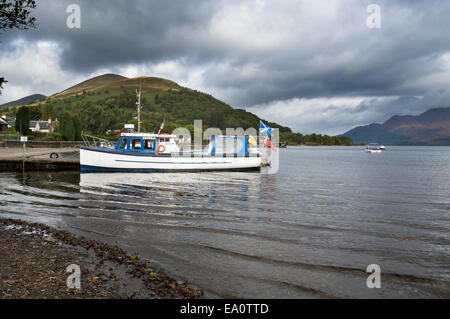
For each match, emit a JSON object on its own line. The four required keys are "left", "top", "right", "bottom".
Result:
{"left": 365, "top": 143, "right": 382, "bottom": 153}
{"left": 379, "top": 145, "right": 386, "bottom": 150}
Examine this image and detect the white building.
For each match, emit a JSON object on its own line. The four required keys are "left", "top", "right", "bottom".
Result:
{"left": 29, "top": 119, "right": 54, "bottom": 133}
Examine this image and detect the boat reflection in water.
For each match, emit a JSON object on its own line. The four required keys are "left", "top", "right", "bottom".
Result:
{"left": 79, "top": 170, "right": 275, "bottom": 216}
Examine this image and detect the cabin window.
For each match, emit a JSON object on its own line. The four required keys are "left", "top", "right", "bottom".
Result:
{"left": 130, "top": 138, "right": 142, "bottom": 150}
{"left": 119, "top": 138, "right": 127, "bottom": 149}
{"left": 144, "top": 139, "right": 154, "bottom": 150}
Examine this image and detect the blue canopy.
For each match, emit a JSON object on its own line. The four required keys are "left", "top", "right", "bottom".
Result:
{"left": 210, "top": 136, "right": 249, "bottom": 156}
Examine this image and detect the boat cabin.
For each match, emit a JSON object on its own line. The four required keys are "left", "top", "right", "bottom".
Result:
{"left": 113, "top": 133, "right": 256, "bottom": 157}
{"left": 115, "top": 133, "right": 179, "bottom": 155}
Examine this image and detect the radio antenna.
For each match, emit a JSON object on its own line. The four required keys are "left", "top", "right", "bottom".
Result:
{"left": 136, "top": 80, "right": 142, "bottom": 133}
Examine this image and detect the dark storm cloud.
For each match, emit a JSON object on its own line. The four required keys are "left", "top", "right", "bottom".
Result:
{"left": 2, "top": 0, "right": 219, "bottom": 70}
{"left": 196, "top": 0, "right": 450, "bottom": 107}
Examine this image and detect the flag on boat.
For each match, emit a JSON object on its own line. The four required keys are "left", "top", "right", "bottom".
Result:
{"left": 248, "top": 135, "right": 258, "bottom": 146}
{"left": 266, "top": 139, "right": 277, "bottom": 152}
{"left": 259, "top": 121, "right": 272, "bottom": 136}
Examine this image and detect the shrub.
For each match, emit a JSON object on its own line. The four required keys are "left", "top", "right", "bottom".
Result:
{"left": 42, "top": 132, "right": 63, "bottom": 141}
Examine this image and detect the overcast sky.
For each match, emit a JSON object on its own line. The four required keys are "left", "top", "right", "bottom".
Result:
{"left": 1, "top": 0, "right": 450, "bottom": 134}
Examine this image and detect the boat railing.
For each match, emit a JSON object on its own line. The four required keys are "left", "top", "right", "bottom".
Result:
{"left": 81, "top": 134, "right": 115, "bottom": 148}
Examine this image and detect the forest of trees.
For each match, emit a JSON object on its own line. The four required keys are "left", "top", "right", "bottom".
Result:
{"left": 279, "top": 132, "right": 355, "bottom": 146}
{"left": 58, "top": 112, "right": 81, "bottom": 141}
{"left": 5, "top": 86, "right": 356, "bottom": 145}
{"left": 15, "top": 105, "right": 30, "bottom": 135}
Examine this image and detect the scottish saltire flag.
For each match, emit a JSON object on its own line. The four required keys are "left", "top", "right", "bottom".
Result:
{"left": 259, "top": 121, "right": 272, "bottom": 136}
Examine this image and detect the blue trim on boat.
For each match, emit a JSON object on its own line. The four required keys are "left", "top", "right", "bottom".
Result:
{"left": 80, "top": 146, "right": 260, "bottom": 158}
{"left": 80, "top": 146, "right": 157, "bottom": 156}
{"left": 115, "top": 159, "right": 232, "bottom": 164}
{"left": 80, "top": 164, "right": 261, "bottom": 173}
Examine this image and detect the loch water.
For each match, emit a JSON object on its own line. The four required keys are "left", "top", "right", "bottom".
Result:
{"left": 1, "top": 146, "right": 449, "bottom": 298}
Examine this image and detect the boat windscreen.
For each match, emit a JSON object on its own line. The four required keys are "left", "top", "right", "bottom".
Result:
{"left": 144, "top": 139, "right": 155, "bottom": 150}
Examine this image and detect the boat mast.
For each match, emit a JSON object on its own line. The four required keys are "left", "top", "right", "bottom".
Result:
{"left": 157, "top": 115, "right": 166, "bottom": 135}
{"left": 136, "top": 80, "right": 142, "bottom": 133}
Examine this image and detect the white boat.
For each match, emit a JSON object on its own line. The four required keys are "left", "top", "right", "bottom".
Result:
{"left": 80, "top": 83, "right": 262, "bottom": 172}
{"left": 365, "top": 143, "right": 382, "bottom": 153}
{"left": 80, "top": 133, "right": 262, "bottom": 172}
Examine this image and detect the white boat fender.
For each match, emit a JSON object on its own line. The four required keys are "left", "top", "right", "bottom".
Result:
{"left": 50, "top": 152, "right": 59, "bottom": 159}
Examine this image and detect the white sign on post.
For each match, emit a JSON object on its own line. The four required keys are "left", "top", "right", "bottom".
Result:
{"left": 20, "top": 136, "right": 28, "bottom": 142}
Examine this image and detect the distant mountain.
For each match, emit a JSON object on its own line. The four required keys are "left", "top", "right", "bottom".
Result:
{"left": 342, "top": 108, "right": 450, "bottom": 145}
{"left": 0, "top": 94, "right": 47, "bottom": 108}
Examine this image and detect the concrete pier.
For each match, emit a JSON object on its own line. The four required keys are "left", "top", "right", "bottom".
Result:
{"left": 0, "top": 147, "right": 80, "bottom": 171}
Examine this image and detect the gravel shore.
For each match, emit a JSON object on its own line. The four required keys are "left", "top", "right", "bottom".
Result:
{"left": 0, "top": 218, "right": 203, "bottom": 299}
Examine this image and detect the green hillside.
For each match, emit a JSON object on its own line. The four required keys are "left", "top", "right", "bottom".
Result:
{"left": 3, "top": 74, "right": 354, "bottom": 145}
{"left": 51, "top": 73, "right": 127, "bottom": 97}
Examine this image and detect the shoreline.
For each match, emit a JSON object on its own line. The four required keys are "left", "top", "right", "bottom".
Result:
{"left": 0, "top": 147, "right": 80, "bottom": 172}
{"left": 0, "top": 146, "right": 80, "bottom": 159}
{"left": 0, "top": 217, "right": 203, "bottom": 299}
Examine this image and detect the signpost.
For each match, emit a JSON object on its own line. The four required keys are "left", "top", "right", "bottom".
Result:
{"left": 21, "top": 136, "right": 27, "bottom": 174}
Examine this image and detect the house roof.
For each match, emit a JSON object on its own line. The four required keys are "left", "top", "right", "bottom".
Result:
{"left": 6, "top": 118, "right": 15, "bottom": 126}
{"left": 5, "top": 119, "right": 51, "bottom": 129}
{"left": 29, "top": 120, "right": 51, "bottom": 130}
{"left": 38, "top": 121, "right": 50, "bottom": 130}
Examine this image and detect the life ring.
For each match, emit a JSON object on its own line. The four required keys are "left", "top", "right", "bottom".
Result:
{"left": 50, "top": 152, "right": 59, "bottom": 159}
{"left": 158, "top": 145, "right": 165, "bottom": 153}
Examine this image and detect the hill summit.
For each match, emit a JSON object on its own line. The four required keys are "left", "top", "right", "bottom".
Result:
{"left": 52, "top": 74, "right": 180, "bottom": 98}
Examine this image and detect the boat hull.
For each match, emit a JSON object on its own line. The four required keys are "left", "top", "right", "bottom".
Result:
{"left": 80, "top": 147, "right": 262, "bottom": 172}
